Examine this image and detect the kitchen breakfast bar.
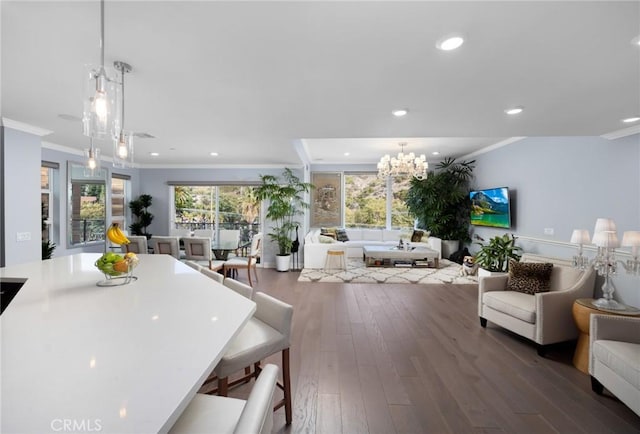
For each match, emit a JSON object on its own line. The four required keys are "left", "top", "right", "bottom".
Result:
{"left": 0, "top": 253, "right": 256, "bottom": 433}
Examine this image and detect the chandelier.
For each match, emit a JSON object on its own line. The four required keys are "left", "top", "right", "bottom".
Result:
{"left": 377, "top": 143, "right": 428, "bottom": 180}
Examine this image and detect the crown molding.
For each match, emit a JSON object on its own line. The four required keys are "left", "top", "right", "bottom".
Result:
{"left": 601, "top": 125, "right": 640, "bottom": 140}
{"left": 461, "top": 137, "right": 527, "bottom": 160}
{"left": 1, "top": 118, "right": 53, "bottom": 137}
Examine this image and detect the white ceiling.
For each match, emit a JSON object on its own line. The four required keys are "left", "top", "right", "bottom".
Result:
{"left": 2, "top": 1, "right": 639, "bottom": 168}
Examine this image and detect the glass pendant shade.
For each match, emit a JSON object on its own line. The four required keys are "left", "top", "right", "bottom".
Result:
{"left": 113, "top": 131, "right": 134, "bottom": 168}
{"left": 83, "top": 64, "right": 117, "bottom": 138}
{"left": 84, "top": 146, "right": 102, "bottom": 177}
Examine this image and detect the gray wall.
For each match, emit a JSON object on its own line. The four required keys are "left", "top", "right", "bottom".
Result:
{"left": 2, "top": 127, "right": 42, "bottom": 265}
{"left": 470, "top": 134, "right": 640, "bottom": 307}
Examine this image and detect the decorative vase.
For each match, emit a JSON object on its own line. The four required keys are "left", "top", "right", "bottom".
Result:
{"left": 275, "top": 254, "right": 291, "bottom": 272}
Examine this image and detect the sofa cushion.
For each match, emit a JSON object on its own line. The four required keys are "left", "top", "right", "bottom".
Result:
{"left": 593, "top": 340, "right": 640, "bottom": 390}
{"left": 411, "top": 230, "right": 424, "bottom": 242}
{"left": 382, "top": 230, "right": 401, "bottom": 242}
{"left": 345, "top": 229, "right": 362, "bottom": 240}
{"left": 335, "top": 228, "right": 349, "bottom": 242}
{"left": 319, "top": 235, "right": 338, "bottom": 244}
{"left": 483, "top": 291, "right": 536, "bottom": 324}
{"left": 507, "top": 259, "right": 553, "bottom": 294}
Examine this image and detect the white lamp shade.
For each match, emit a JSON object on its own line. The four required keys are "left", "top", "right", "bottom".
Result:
{"left": 592, "top": 231, "right": 620, "bottom": 248}
{"left": 622, "top": 231, "right": 640, "bottom": 247}
{"left": 593, "top": 218, "right": 617, "bottom": 235}
{"left": 570, "top": 229, "right": 590, "bottom": 244}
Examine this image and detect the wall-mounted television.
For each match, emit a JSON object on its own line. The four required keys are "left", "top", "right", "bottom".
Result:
{"left": 470, "top": 187, "right": 511, "bottom": 228}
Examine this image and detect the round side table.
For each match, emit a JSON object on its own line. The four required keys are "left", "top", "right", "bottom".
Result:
{"left": 571, "top": 298, "right": 640, "bottom": 373}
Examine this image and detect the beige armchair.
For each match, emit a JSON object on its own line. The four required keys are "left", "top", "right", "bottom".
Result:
{"left": 479, "top": 253, "right": 596, "bottom": 356}
{"left": 589, "top": 314, "right": 640, "bottom": 416}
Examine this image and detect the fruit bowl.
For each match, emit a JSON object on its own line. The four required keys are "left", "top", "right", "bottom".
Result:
{"left": 95, "top": 252, "right": 139, "bottom": 286}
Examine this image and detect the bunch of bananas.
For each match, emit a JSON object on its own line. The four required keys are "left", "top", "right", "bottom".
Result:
{"left": 107, "top": 223, "right": 130, "bottom": 245}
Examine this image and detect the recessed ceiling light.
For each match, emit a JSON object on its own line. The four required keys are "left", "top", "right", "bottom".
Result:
{"left": 432, "top": 151, "right": 440, "bottom": 155}
{"left": 149, "top": 152, "right": 159, "bottom": 157}
{"left": 505, "top": 106, "right": 524, "bottom": 115}
{"left": 344, "top": 152, "right": 350, "bottom": 156}
{"left": 436, "top": 34, "right": 464, "bottom": 51}
{"left": 392, "top": 109, "right": 408, "bottom": 117}
{"left": 622, "top": 116, "right": 640, "bottom": 123}
{"left": 631, "top": 35, "right": 640, "bottom": 46}
{"left": 210, "top": 152, "right": 219, "bottom": 157}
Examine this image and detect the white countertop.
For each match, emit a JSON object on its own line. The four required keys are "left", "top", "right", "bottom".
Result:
{"left": 0, "top": 253, "right": 256, "bottom": 433}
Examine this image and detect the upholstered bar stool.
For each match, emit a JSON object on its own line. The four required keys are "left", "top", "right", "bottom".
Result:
{"left": 324, "top": 248, "right": 346, "bottom": 270}
{"left": 210, "top": 292, "right": 293, "bottom": 425}
{"left": 170, "top": 364, "right": 279, "bottom": 434}
{"left": 201, "top": 267, "right": 225, "bottom": 284}
{"left": 184, "top": 260, "right": 203, "bottom": 272}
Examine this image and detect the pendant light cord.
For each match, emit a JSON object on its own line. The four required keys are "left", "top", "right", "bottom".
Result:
{"left": 100, "top": 0, "right": 105, "bottom": 68}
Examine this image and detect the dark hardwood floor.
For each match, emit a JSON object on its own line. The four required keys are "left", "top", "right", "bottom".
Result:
{"left": 201, "top": 267, "right": 640, "bottom": 433}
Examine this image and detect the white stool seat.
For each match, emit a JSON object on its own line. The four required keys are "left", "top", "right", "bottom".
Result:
{"left": 170, "top": 364, "right": 279, "bottom": 434}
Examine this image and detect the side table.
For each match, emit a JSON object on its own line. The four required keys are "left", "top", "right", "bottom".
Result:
{"left": 571, "top": 298, "right": 640, "bottom": 373}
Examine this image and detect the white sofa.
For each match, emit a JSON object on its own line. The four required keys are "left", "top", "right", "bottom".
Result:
{"left": 478, "top": 253, "right": 596, "bottom": 356}
{"left": 589, "top": 314, "right": 640, "bottom": 416}
{"left": 303, "top": 228, "right": 442, "bottom": 269}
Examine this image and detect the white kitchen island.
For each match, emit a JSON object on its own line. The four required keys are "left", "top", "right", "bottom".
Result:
{"left": 0, "top": 253, "right": 256, "bottom": 433}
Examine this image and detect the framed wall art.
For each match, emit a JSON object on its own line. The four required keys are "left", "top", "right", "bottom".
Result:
{"left": 310, "top": 172, "right": 342, "bottom": 227}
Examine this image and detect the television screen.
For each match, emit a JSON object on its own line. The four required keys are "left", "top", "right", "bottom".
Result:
{"left": 470, "top": 187, "right": 511, "bottom": 228}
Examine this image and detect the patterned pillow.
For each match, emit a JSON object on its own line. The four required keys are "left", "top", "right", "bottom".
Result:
{"left": 335, "top": 228, "right": 349, "bottom": 242}
{"left": 320, "top": 227, "right": 337, "bottom": 239}
{"left": 319, "top": 235, "right": 337, "bottom": 244}
{"left": 506, "top": 259, "right": 553, "bottom": 294}
{"left": 411, "top": 230, "right": 424, "bottom": 242}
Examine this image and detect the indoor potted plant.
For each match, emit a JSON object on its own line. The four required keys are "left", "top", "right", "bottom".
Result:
{"left": 474, "top": 233, "right": 522, "bottom": 276}
{"left": 405, "top": 158, "right": 475, "bottom": 258}
{"left": 129, "top": 194, "right": 154, "bottom": 239}
{"left": 254, "top": 168, "right": 313, "bottom": 271}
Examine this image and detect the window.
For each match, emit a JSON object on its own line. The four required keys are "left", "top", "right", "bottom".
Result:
{"left": 41, "top": 162, "right": 59, "bottom": 245}
{"left": 340, "top": 172, "right": 415, "bottom": 230}
{"left": 111, "top": 175, "right": 130, "bottom": 232}
{"left": 68, "top": 162, "right": 107, "bottom": 246}
{"left": 172, "top": 185, "right": 260, "bottom": 244}
{"left": 344, "top": 173, "right": 386, "bottom": 229}
{"left": 390, "top": 175, "right": 414, "bottom": 229}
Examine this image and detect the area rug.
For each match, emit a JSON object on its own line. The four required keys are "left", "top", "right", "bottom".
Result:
{"left": 298, "top": 259, "right": 479, "bottom": 284}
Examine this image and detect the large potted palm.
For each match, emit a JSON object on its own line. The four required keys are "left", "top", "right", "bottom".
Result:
{"left": 405, "top": 158, "right": 475, "bottom": 258}
{"left": 255, "top": 168, "right": 313, "bottom": 271}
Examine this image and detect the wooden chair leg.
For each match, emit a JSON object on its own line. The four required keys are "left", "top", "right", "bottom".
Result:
{"left": 283, "top": 348, "right": 292, "bottom": 425}
{"left": 218, "top": 376, "right": 229, "bottom": 397}
{"left": 247, "top": 266, "right": 253, "bottom": 287}
{"left": 252, "top": 264, "right": 258, "bottom": 283}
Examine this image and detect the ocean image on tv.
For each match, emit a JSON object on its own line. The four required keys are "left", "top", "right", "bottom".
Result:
{"left": 470, "top": 187, "right": 511, "bottom": 228}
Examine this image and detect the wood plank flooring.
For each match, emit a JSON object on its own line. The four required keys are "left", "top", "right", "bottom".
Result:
{"left": 200, "top": 268, "right": 640, "bottom": 433}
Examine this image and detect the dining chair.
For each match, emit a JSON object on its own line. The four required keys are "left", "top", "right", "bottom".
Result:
{"left": 183, "top": 237, "right": 218, "bottom": 270}
{"left": 125, "top": 236, "right": 148, "bottom": 254}
{"left": 170, "top": 227, "right": 192, "bottom": 238}
{"left": 201, "top": 267, "right": 225, "bottom": 284}
{"left": 223, "top": 233, "right": 262, "bottom": 287}
{"left": 193, "top": 228, "right": 214, "bottom": 239}
{"left": 218, "top": 229, "right": 241, "bottom": 245}
{"left": 210, "top": 291, "right": 293, "bottom": 425}
{"left": 150, "top": 236, "right": 181, "bottom": 259}
{"left": 170, "top": 364, "right": 279, "bottom": 434}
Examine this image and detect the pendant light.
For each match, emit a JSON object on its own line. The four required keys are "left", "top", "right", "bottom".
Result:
{"left": 84, "top": 138, "right": 102, "bottom": 177}
{"left": 113, "top": 61, "right": 134, "bottom": 168}
{"left": 82, "top": 0, "right": 117, "bottom": 139}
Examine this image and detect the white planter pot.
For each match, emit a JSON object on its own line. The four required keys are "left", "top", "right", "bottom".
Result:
{"left": 441, "top": 240, "right": 460, "bottom": 259}
{"left": 275, "top": 254, "right": 291, "bottom": 272}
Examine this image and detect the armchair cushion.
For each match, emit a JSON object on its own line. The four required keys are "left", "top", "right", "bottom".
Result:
{"left": 506, "top": 259, "right": 553, "bottom": 294}
{"left": 483, "top": 291, "right": 536, "bottom": 324}
{"left": 592, "top": 340, "right": 640, "bottom": 390}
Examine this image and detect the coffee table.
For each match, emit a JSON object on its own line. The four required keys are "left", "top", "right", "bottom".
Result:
{"left": 363, "top": 245, "right": 439, "bottom": 268}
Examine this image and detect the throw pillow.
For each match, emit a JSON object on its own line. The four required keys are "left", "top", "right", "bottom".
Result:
{"left": 411, "top": 230, "right": 424, "bottom": 242}
{"left": 319, "top": 235, "right": 337, "bottom": 244}
{"left": 335, "top": 228, "right": 349, "bottom": 242}
{"left": 320, "top": 227, "right": 337, "bottom": 239}
{"left": 506, "top": 259, "right": 553, "bottom": 294}
{"left": 420, "top": 231, "right": 431, "bottom": 242}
